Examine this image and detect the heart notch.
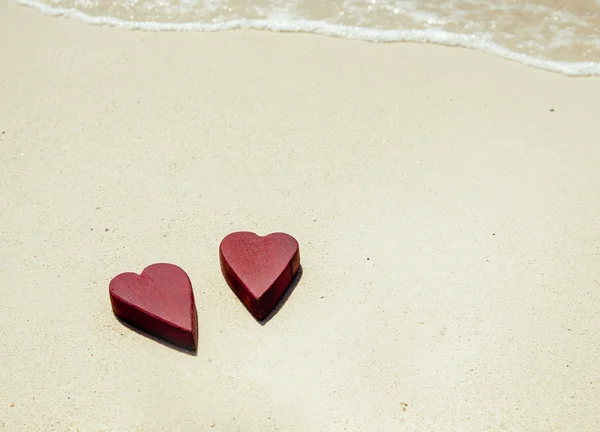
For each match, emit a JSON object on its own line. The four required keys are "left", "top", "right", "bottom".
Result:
{"left": 219, "top": 232, "right": 300, "bottom": 321}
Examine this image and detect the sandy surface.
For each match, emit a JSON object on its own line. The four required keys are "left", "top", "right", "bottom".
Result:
{"left": 1, "top": 1, "right": 600, "bottom": 431}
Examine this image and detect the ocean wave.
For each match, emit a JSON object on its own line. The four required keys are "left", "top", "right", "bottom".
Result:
{"left": 14, "top": 0, "right": 600, "bottom": 76}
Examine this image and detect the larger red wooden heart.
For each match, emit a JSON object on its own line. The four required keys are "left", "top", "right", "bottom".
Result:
{"left": 109, "top": 263, "right": 198, "bottom": 351}
{"left": 219, "top": 232, "right": 300, "bottom": 321}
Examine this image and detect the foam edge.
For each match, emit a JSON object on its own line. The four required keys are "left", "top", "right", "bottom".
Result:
{"left": 14, "top": 0, "right": 600, "bottom": 77}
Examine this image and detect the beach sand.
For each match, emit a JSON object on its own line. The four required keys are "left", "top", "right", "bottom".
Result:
{"left": 1, "top": 1, "right": 600, "bottom": 430}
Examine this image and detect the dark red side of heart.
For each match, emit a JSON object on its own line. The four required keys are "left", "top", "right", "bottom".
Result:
{"left": 219, "top": 232, "right": 300, "bottom": 321}
{"left": 109, "top": 263, "right": 198, "bottom": 350}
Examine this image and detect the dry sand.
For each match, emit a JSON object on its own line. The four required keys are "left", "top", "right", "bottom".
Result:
{"left": 1, "top": 1, "right": 600, "bottom": 431}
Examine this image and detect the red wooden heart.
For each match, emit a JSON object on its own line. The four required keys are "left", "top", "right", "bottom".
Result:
{"left": 109, "top": 263, "right": 198, "bottom": 351}
{"left": 219, "top": 232, "right": 300, "bottom": 321}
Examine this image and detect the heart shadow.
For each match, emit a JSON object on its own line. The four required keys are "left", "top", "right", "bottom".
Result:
{"left": 257, "top": 265, "right": 303, "bottom": 326}
{"left": 114, "top": 315, "right": 198, "bottom": 356}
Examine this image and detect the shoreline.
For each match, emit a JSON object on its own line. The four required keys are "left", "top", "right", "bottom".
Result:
{"left": 11, "top": 0, "right": 600, "bottom": 76}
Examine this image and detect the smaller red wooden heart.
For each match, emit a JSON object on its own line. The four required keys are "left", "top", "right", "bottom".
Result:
{"left": 219, "top": 232, "right": 300, "bottom": 321}
{"left": 109, "top": 263, "right": 198, "bottom": 351}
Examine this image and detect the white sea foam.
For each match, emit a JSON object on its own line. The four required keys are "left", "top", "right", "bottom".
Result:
{"left": 14, "top": 0, "right": 600, "bottom": 76}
